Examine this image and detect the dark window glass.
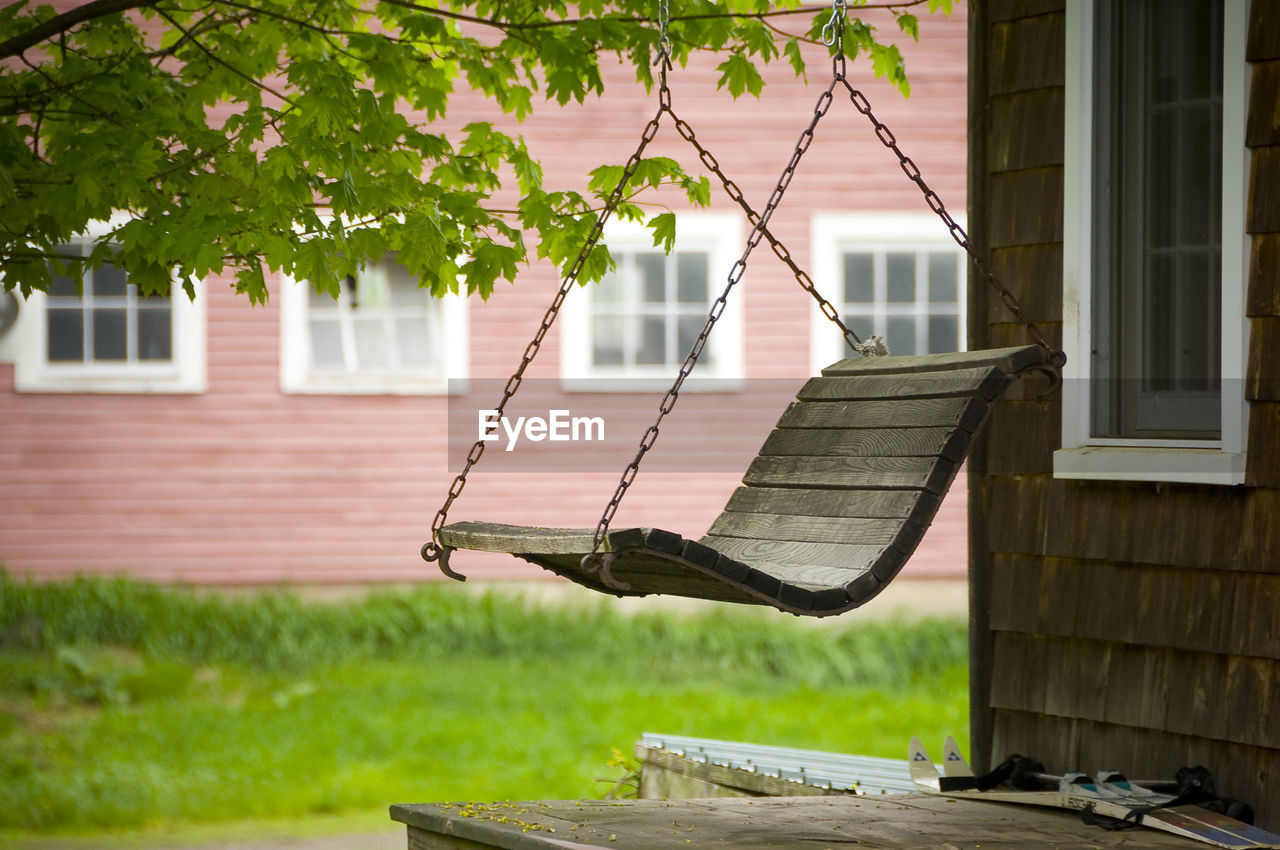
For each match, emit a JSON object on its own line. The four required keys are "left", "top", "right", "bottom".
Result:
{"left": 92, "top": 309, "right": 128, "bottom": 360}
{"left": 47, "top": 309, "right": 84, "bottom": 361}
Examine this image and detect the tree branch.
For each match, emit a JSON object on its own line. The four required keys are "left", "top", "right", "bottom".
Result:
{"left": 0, "top": 0, "right": 161, "bottom": 60}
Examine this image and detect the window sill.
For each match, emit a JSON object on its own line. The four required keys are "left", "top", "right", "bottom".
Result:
{"left": 15, "top": 366, "right": 205, "bottom": 394}
{"left": 1053, "top": 446, "right": 1247, "bottom": 486}
{"left": 282, "top": 376, "right": 466, "bottom": 396}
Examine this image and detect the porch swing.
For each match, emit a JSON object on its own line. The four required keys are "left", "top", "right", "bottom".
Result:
{"left": 420, "top": 0, "right": 1064, "bottom": 617}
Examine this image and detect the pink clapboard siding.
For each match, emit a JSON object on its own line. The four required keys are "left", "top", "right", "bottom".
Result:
{"left": 0, "top": 7, "right": 972, "bottom": 588}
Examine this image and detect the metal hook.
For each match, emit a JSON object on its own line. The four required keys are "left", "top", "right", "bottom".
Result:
{"left": 654, "top": 0, "right": 673, "bottom": 67}
{"left": 822, "top": 0, "right": 847, "bottom": 48}
{"left": 422, "top": 541, "right": 466, "bottom": 582}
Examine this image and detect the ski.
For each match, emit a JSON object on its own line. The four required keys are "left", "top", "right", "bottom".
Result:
{"left": 1094, "top": 771, "right": 1280, "bottom": 849}
{"left": 908, "top": 738, "right": 1280, "bottom": 849}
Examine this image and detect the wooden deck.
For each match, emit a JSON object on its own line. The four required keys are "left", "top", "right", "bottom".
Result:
{"left": 391, "top": 794, "right": 1208, "bottom": 849}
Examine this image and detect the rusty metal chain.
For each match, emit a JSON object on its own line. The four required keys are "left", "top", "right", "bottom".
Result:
{"left": 835, "top": 75, "right": 1066, "bottom": 370}
{"left": 672, "top": 75, "right": 865, "bottom": 355}
{"left": 585, "top": 72, "right": 854, "bottom": 566}
{"left": 421, "top": 88, "right": 670, "bottom": 579}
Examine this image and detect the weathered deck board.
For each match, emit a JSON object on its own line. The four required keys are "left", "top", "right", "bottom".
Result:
{"left": 723, "top": 485, "right": 936, "bottom": 521}
{"left": 391, "top": 794, "right": 1209, "bottom": 849}
{"left": 796, "top": 366, "right": 1007, "bottom": 402}
{"left": 742, "top": 454, "right": 955, "bottom": 493}
{"left": 761, "top": 425, "right": 972, "bottom": 462}
{"left": 776, "top": 397, "right": 988, "bottom": 432}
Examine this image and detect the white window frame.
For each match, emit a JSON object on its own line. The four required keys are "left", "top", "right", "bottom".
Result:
{"left": 1055, "top": 0, "right": 1250, "bottom": 485}
{"left": 809, "top": 213, "right": 967, "bottom": 372}
{"left": 11, "top": 217, "right": 206, "bottom": 394}
{"left": 278, "top": 258, "right": 468, "bottom": 396}
{"left": 560, "top": 214, "right": 744, "bottom": 392}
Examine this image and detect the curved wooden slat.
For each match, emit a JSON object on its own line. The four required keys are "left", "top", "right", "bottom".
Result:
{"left": 434, "top": 344, "right": 1049, "bottom": 617}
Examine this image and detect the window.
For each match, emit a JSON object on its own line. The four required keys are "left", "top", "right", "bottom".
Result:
{"left": 810, "top": 214, "right": 966, "bottom": 371}
{"left": 560, "top": 215, "right": 743, "bottom": 390}
{"left": 13, "top": 235, "right": 206, "bottom": 394}
{"left": 1057, "top": 0, "right": 1249, "bottom": 484}
{"left": 279, "top": 253, "right": 467, "bottom": 394}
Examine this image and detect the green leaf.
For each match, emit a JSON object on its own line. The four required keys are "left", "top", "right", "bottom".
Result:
{"left": 647, "top": 213, "right": 677, "bottom": 253}
{"left": 715, "top": 52, "right": 765, "bottom": 99}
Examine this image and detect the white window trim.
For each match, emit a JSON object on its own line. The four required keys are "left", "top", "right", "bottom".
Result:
{"left": 1056, "top": 0, "right": 1250, "bottom": 485}
{"left": 809, "top": 212, "right": 967, "bottom": 373}
{"left": 559, "top": 214, "right": 744, "bottom": 392}
{"left": 278, "top": 267, "right": 469, "bottom": 396}
{"left": 11, "top": 217, "right": 206, "bottom": 394}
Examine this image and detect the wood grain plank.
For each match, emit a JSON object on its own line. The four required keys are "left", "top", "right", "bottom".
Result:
{"left": 989, "top": 13, "right": 1065, "bottom": 96}
{"left": 724, "top": 485, "right": 937, "bottom": 521}
{"left": 1246, "top": 61, "right": 1280, "bottom": 148}
{"left": 440, "top": 522, "right": 649, "bottom": 555}
{"left": 797, "top": 368, "right": 1007, "bottom": 403}
{"left": 776, "top": 397, "right": 988, "bottom": 431}
{"left": 761, "top": 426, "right": 971, "bottom": 462}
{"left": 988, "top": 168, "right": 1064, "bottom": 248}
{"left": 706, "top": 511, "right": 914, "bottom": 546}
{"left": 821, "top": 345, "right": 1047, "bottom": 377}
{"left": 743, "top": 455, "right": 956, "bottom": 494}
{"left": 697, "top": 535, "right": 886, "bottom": 574}
{"left": 989, "top": 89, "right": 1064, "bottom": 172}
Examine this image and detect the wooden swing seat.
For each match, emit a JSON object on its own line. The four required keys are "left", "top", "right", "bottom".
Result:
{"left": 439, "top": 345, "right": 1049, "bottom": 617}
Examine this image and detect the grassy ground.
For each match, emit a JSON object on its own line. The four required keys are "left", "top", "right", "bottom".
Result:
{"left": 0, "top": 572, "right": 969, "bottom": 840}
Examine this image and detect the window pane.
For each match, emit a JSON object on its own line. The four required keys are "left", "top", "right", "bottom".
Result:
{"left": 676, "top": 253, "right": 708, "bottom": 304}
{"left": 843, "top": 254, "right": 873, "bottom": 303}
{"left": 594, "top": 273, "right": 625, "bottom": 305}
{"left": 1095, "top": 0, "right": 1223, "bottom": 438}
{"left": 677, "top": 315, "right": 705, "bottom": 364}
{"left": 397, "top": 318, "right": 434, "bottom": 368}
{"left": 353, "top": 316, "right": 391, "bottom": 369}
{"left": 309, "top": 319, "right": 344, "bottom": 367}
{"left": 927, "top": 315, "right": 959, "bottom": 355}
{"left": 636, "top": 317, "right": 665, "bottom": 365}
{"left": 136, "top": 307, "right": 172, "bottom": 361}
{"left": 49, "top": 270, "right": 79, "bottom": 297}
{"left": 92, "top": 262, "right": 128, "bottom": 298}
{"left": 886, "top": 253, "right": 916, "bottom": 303}
{"left": 92, "top": 309, "right": 128, "bottom": 360}
{"left": 927, "top": 254, "right": 958, "bottom": 303}
{"left": 389, "top": 276, "right": 425, "bottom": 308}
{"left": 637, "top": 253, "right": 665, "bottom": 303}
{"left": 592, "top": 316, "right": 625, "bottom": 366}
{"left": 47, "top": 308, "right": 84, "bottom": 361}
{"left": 886, "top": 317, "right": 916, "bottom": 356}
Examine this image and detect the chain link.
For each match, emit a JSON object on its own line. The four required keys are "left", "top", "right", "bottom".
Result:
{"left": 421, "top": 96, "right": 669, "bottom": 574}
{"left": 586, "top": 80, "right": 860, "bottom": 562}
{"left": 673, "top": 79, "right": 863, "bottom": 355}
{"left": 838, "top": 79, "right": 1065, "bottom": 369}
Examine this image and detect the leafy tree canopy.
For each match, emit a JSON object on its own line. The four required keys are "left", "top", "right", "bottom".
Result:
{"left": 0, "top": 0, "right": 951, "bottom": 302}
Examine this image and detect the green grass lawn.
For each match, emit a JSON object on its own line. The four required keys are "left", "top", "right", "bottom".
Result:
{"left": 0, "top": 572, "right": 969, "bottom": 839}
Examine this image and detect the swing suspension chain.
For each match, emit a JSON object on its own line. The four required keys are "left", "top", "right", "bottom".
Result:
{"left": 835, "top": 79, "right": 1064, "bottom": 367}
{"left": 671, "top": 75, "right": 865, "bottom": 354}
{"left": 421, "top": 95, "right": 669, "bottom": 570}
{"left": 586, "top": 49, "right": 849, "bottom": 562}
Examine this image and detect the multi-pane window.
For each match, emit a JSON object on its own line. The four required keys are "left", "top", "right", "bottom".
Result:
{"left": 280, "top": 253, "right": 467, "bottom": 394}
{"left": 45, "top": 245, "right": 173, "bottom": 366}
{"left": 1091, "top": 0, "right": 1224, "bottom": 439}
{"left": 12, "top": 231, "right": 205, "bottom": 394}
{"left": 306, "top": 257, "right": 442, "bottom": 375}
{"left": 839, "top": 249, "right": 964, "bottom": 356}
{"left": 1056, "top": 0, "right": 1247, "bottom": 484}
{"left": 589, "top": 249, "right": 711, "bottom": 372}
{"left": 561, "top": 216, "right": 742, "bottom": 388}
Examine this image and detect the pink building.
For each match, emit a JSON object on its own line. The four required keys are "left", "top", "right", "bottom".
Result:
{"left": 0, "top": 8, "right": 971, "bottom": 592}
